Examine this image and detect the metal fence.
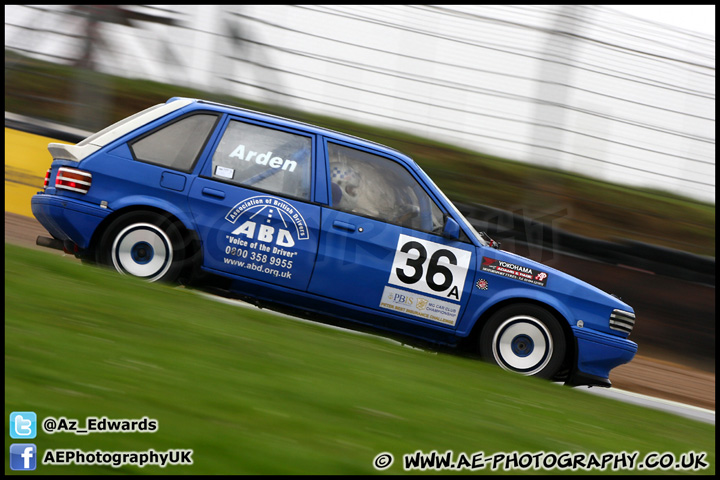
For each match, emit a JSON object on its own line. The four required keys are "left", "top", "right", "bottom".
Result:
{"left": 4, "top": 4, "right": 715, "bottom": 203}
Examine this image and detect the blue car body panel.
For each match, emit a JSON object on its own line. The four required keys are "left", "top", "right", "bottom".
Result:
{"left": 31, "top": 194, "right": 110, "bottom": 249}
{"left": 30, "top": 97, "right": 637, "bottom": 387}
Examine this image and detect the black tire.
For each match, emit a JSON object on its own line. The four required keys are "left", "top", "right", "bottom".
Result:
{"left": 96, "top": 211, "right": 186, "bottom": 283}
{"left": 479, "top": 304, "right": 566, "bottom": 379}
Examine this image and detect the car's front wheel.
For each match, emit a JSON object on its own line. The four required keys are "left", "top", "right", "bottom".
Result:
{"left": 97, "top": 212, "right": 185, "bottom": 283}
{"left": 479, "top": 304, "right": 566, "bottom": 379}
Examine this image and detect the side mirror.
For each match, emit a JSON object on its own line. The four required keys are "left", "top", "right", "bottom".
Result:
{"left": 442, "top": 215, "right": 460, "bottom": 240}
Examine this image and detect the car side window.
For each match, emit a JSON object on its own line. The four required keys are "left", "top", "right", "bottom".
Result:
{"left": 211, "top": 120, "right": 312, "bottom": 201}
{"left": 130, "top": 113, "right": 217, "bottom": 172}
{"left": 328, "top": 142, "right": 444, "bottom": 233}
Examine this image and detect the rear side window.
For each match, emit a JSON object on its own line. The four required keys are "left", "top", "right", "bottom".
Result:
{"left": 210, "top": 120, "right": 312, "bottom": 201}
{"left": 130, "top": 113, "right": 217, "bottom": 172}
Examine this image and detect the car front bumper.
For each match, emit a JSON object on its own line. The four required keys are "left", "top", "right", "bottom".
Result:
{"left": 565, "top": 325, "right": 638, "bottom": 387}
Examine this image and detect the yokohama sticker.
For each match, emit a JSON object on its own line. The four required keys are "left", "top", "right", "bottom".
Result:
{"left": 480, "top": 256, "right": 548, "bottom": 287}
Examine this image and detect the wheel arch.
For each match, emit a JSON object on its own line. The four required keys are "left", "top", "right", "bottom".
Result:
{"left": 88, "top": 204, "right": 203, "bottom": 276}
{"left": 465, "top": 297, "right": 576, "bottom": 378}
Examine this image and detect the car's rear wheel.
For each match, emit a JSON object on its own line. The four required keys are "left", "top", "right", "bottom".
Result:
{"left": 479, "top": 304, "right": 566, "bottom": 379}
{"left": 97, "top": 212, "right": 185, "bottom": 283}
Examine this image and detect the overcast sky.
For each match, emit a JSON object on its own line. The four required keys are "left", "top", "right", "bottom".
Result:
{"left": 604, "top": 5, "right": 715, "bottom": 37}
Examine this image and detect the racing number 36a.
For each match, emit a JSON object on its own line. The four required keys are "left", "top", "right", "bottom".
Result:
{"left": 396, "top": 241, "right": 455, "bottom": 290}
{"left": 389, "top": 234, "right": 472, "bottom": 300}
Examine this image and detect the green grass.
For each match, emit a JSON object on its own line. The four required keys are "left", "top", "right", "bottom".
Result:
{"left": 4, "top": 243, "right": 715, "bottom": 475}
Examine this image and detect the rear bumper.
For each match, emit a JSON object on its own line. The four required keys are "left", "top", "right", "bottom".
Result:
{"left": 565, "top": 326, "right": 637, "bottom": 387}
{"left": 31, "top": 193, "right": 110, "bottom": 250}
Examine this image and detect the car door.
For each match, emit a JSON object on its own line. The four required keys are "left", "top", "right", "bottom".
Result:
{"left": 308, "top": 140, "right": 475, "bottom": 329}
{"left": 187, "top": 116, "right": 320, "bottom": 291}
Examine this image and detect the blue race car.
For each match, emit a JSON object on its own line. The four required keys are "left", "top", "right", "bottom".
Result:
{"left": 31, "top": 97, "right": 637, "bottom": 387}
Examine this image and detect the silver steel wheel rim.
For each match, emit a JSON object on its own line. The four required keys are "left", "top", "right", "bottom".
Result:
{"left": 111, "top": 223, "right": 172, "bottom": 282}
{"left": 492, "top": 315, "right": 553, "bottom": 375}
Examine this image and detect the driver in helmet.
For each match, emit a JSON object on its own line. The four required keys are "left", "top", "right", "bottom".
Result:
{"left": 331, "top": 163, "right": 362, "bottom": 212}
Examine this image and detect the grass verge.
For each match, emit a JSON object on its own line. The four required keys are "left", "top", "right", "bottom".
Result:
{"left": 4, "top": 243, "right": 715, "bottom": 474}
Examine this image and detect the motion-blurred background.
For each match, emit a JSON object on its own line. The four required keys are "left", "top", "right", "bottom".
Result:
{"left": 4, "top": 5, "right": 715, "bottom": 369}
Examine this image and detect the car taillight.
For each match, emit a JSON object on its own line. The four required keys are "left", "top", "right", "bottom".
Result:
{"left": 55, "top": 167, "right": 92, "bottom": 194}
{"left": 43, "top": 168, "right": 51, "bottom": 189}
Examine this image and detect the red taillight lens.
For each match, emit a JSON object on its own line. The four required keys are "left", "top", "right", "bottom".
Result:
{"left": 43, "top": 168, "right": 51, "bottom": 189}
{"left": 55, "top": 167, "right": 92, "bottom": 194}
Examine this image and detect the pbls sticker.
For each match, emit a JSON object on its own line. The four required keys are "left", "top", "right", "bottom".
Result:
{"left": 388, "top": 234, "right": 472, "bottom": 301}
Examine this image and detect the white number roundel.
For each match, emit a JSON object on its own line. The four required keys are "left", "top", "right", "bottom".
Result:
{"left": 388, "top": 235, "right": 472, "bottom": 300}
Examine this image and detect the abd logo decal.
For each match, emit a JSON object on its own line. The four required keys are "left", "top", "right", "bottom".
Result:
{"left": 225, "top": 195, "right": 310, "bottom": 247}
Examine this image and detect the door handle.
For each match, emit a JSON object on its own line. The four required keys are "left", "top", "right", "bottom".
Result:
{"left": 202, "top": 187, "right": 226, "bottom": 199}
{"left": 332, "top": 220, "right": 356, "bottom": 232}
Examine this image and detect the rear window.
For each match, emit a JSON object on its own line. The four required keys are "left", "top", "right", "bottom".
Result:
{"left": 130, "top": 114, "right": 218, "bottom": 172}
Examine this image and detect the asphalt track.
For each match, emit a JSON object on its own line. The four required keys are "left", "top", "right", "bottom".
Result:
{"left": 4, "top": 127, "right": 714, "bottom": 425}
{"left": 580, "top": 384, "right": 714, "bottom": 425}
